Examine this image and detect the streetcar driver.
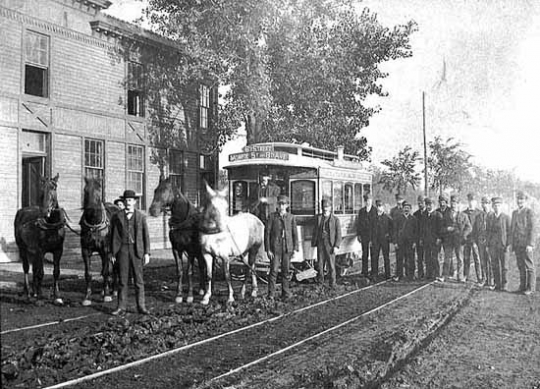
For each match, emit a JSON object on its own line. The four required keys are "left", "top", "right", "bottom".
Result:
{"left": 251, "top": 170, "right": 281, "bottom": 225}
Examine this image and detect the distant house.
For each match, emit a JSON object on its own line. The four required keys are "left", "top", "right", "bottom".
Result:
{"left": 0, "top": 0, "right": 218, "bottom": 261}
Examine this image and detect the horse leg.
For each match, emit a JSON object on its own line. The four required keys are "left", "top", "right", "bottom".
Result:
{"left": 52, "top": 248, "right": 64, "bottom": 305}
{"left": 186, "top": 252, "right": 195, "bottom": 304}
{"left": 197, "top": 252, "right": 206, "bottom": 296}
{"left": 82, "top": 248, "right": 93, "bottom": 306}
{"left": 249, "top": 247, "right": 259, "bottom": 298}
{"left": 240, "top": 254, "right": 248, "bottom": 299}
{"left": 21, "top": 250, "right": 31, "bottom": 299}
{"left": 200, "top": 253, "right": 213, "bottom": 305}
{"left": 173, "top": 249, "right": 184, "bottom": 304}
{"left": 223, "top": 258, "right": 235, "bottom": 304}
{"left": 32, "top": 250, "right": 45, "bottom": 299}
{"left": 102, "top": 250, "right": 113, "bottom": 303}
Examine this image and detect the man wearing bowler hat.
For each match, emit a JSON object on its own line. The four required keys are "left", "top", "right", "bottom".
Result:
{"left": 110, "top": 189, "right": 151, "bottom": 315}
{"left": 356, "top": 192, "right": 377, "bottom": 276}
{"left": 311, "top": 198, "right": 342, "bottom": 288}
{"left": 265, "top": 194, "right": 299, "bottom": 300}
{"left": 510, "top": 191, "right": 536, "bottom": 295}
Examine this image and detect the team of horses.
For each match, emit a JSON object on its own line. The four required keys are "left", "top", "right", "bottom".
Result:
{"left": 14, "top": 175, "right": 264, "bottom": 306}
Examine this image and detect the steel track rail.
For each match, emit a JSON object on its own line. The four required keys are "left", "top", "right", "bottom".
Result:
{"left": 208, "top": 281, "right": 434, "bottom": 384}
{"left": 1, "top": 313, "right": 102, "bottom": 335}
{"left": 43, "top": 280, "right": 389, "bottom": 389}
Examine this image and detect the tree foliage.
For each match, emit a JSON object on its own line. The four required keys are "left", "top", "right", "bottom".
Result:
{"left": 143, "top": 0, "right": 417, "bottom": 158}
{"left": 427, "top": 136, "right": 472, "bottom": 194}
{"left": 379, "top": 146, "right": 421, "bottom": 195}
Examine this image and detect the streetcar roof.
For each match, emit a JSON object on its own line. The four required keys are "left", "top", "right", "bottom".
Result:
{"left": 224, "top": 142, "right": 369, "bottom": 172}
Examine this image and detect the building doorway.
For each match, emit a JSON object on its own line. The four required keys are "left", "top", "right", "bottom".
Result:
{"left": 21, "top": 130, "right": 50, "bottom": 207}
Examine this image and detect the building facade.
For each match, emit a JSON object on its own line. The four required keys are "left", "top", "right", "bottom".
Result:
{"left": 0, "top": 0, "right": 218, "bottom": 261}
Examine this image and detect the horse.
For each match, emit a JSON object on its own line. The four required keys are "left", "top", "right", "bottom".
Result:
{"left": 14, "top": 173, "right": 66, "bottom": 304}
{"left": 79, "top": 177, "right": 120, "bottom": 306}
{"left": 199, "top": 183, "right": 265, "bottom": 305}
{"left": 149, "top": 177, "right": 206, "bottom": 303}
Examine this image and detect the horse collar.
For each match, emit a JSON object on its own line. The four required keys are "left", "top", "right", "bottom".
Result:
{"left": 199, "top": 225, "right": 222, "bottom": 235}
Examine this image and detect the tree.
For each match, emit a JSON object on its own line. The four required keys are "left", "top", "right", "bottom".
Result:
{"left": 144, "top": 0, "right": 417, "bottom": 158}
{"left": 427, "top": 136, "right": 472, "bottom": 194}
{"left": 379, "top": 146, "right": 422, "bottom": 195}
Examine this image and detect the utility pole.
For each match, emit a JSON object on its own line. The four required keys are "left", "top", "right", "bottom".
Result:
{"left": 423, "top": 91, "right": 429, "bottom": 197}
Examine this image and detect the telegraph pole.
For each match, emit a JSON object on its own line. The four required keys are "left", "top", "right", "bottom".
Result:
{"left": 423, "top": 91, "right": 429, "bottom": 197}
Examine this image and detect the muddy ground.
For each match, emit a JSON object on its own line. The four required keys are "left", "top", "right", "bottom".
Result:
{"left": 1, "top": 254, "right": 539, "bottom": 389}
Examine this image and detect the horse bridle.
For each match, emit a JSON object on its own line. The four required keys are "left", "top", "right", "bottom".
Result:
{"left": 81, "top": 202, "right": 110, "bottom": 232}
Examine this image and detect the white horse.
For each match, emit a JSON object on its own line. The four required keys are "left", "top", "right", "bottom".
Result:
{"left": 199, "top": 184, "right": 265, "bottom": 305}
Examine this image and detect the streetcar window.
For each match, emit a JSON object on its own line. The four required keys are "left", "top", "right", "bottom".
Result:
{"left": 363, "top": 184, "right": 371, "bottom": 199}
{"left": 333, "top": 181, "right": 343, "bottom": 214}
{"left": 291, "top": 180, "right": 316, "bottom": 215}
{"left": 321, "top": 180, "right": 333, "bottom": 211}
{"left": 232, "top": 181, "right": 248, "bottom": 214}
{"left": 344, "top": 183, "right": 354, "bottom": 214}
{"left": 354, "top": 183, "right": 362, "bottom": 211}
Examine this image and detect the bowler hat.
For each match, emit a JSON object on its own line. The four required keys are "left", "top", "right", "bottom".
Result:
{"left": 113, "top": 198, "right": 124, "bottom": 205}
{"left": 516, "top": 191, "right": 527, "bottom": 200}
{"left": 277, "top": 194, "right": 289, "bottom": 204}
{"left": 491, "top": 196, "right": 502, "bottom": 204}
{"left": 402, "top": 201, "right": 412, "bottom": 209}
{"left": 122, "top": 189, "right": 139, "bottom": 199}
{"left": 321, "top": 198, "right": 332, "bottom": 207}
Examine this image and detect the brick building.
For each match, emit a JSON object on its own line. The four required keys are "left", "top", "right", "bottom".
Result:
{"left": 0, "top": 0, "right": 218, "bottom": 262}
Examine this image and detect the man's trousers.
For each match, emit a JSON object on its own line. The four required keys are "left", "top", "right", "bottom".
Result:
{"left": 515, "top": 246, "right": 536, "bottom": 293}
{"left": 372, "top": 240, "right": 390, "bottom": 278}
{"left": 442, "top": 238, "right": 464, "bottom": 281}
{"left": 116, "top": 244, "right": 146, "bottom": 311}
{"left": 317, "top": 239, "right": 336, "bottom": 287}
{"left": 464, "top": 241, "right": 482, "bottom": 282}
{"left": 489, "top": 246, "right": 508, "bottom": 291}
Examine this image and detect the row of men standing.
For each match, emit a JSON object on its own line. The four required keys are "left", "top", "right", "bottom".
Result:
{"left": 356, "top": 191, "right": 536, "bottom": 295}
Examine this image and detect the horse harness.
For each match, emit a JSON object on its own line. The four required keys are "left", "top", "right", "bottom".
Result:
{"left": 81, "top": 203, "right": 110, "bottom": 234}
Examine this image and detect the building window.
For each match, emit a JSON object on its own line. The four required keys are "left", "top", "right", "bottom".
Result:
{"left": 84, "top": 139, "right": 104, "bottom": 181}
{"left": 291, "top": 180, "right": 316, "bottom": 215}
{"left": 354, "top": 183, "right": 363, "bottom": 211}
{"left": 169, "top": 149, "right": 183, "bottom": 191}
{"left": 333, "top": 181, "right": 343, "bottom": 214}
{"left": 344, "top": 183, "right": 354, "bottom": 214}
{"left": 25, "top": 31, "right": 49, "bottom": 97}
{"left": 127, "top": 62, "right": 144, "bottom": 117}
{"left": 127, "top": 144, "right": 145, "bottom": 207}
{"left": 199, "top": 85, "right": 209, "bottom": 131}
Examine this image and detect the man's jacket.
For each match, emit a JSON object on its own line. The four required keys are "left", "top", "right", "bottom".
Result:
{"left": 510, "top": 207, "right": 535, "bottom": 248}
{"left": 111, "top": 210, "right": 150, "bottom": 258}
{"left": 356, "top": 206, "right": 377, "bottom": 241}
{"left": 311, "top": 213, "right": 342, "bottom": 249}
{"left": 372, "top": 213, "right": 393, "bottom": 245}
{"left": 487, "top": 212, "right": 511, "bottom": 249}
{"left": 394, "top": 214, "right": 418, "bottom": 244}
{"left": 265, "top": 212, "right": 299, "bottom": 254}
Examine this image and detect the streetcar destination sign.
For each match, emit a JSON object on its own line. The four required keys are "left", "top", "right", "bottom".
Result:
{"left": 229, "top": 151, "right": 289, "bottom": 162}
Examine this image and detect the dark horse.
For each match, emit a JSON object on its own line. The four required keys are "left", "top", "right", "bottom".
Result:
{"left": 14, "top": 174, "right": 66, "bottom": 304}
{"left": 149, "top": 177, "right": 205, "bottom": 303}
{"left": 80, "top": 177, "right": 119, "bottom": 306}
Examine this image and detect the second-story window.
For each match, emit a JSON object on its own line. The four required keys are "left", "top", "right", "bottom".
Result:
{"left": 84, "top": 139, "right": 105, "bottom": 198}
{"left": 25, "top": 31, "right": 49, "bottom": 97}
{"left": 199, "top": 85, "right": 209, "bottom": 131}
{"left": 169, "top": 149, "right": 183, "bottom": 191}
{"left": 128, "top": 62, "right": 144, "bottom": 117}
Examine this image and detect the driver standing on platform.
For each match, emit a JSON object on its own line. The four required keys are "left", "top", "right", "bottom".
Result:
{"left": 252, "top": 170, "right": 281, "bottom": 225}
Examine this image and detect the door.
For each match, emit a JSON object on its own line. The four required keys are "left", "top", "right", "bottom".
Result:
{"left": 22, "top": 157, "right": 44, "bottom": 207}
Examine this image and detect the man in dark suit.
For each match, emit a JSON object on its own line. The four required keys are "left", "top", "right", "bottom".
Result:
{"left": 413, "top": 195, "right": 427, "bottom": 279}
{"left": 393, "top": 201, "right": 417, "bottom": 281}
{"left": 422, "top": 197, "right": 442, "bottom": 280}
{"left": 372, "top": 199, "right": 393, "bottom": 279}
{"left": 473, "top": 196, "right": 492, "bottom": 288}
{"left": 463, "top": 192, "right": 482, "bottom": 283}
{"left": 510, "top": 191, "right": 536, "bottom": 295}
{"left": 251, "top": 171, "right": 281, "bottom": 225}
{"left": 487, "top": 197, "right": 511, "bottom": 291}
{"left": 110, "top": 190, "right": 151, "bottom": 315}
{"left": 356, "top": 193, "right": 376, "bottom": 276}
{"left": 265, "top": 195, "right": 299, "bottom": 300}
{"left": 311, "top": 198, "right": 342, "bottom": 288}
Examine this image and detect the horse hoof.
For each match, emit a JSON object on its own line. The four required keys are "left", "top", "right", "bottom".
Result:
{"left": 82, "top": 299, "right": 92, "bottom": 306}
{"left": 104, "top": 296, "right": 113, "bottom": 303}
{"left": 54, "top": 298, "right": 64, "bottom": 305}
{"left": 198, "top": 289, "right": 205, "bottom": 296}
{"left": 227, "top": 298, "right": 235, "bottom": 304}
{"left": 113, "top": 291, "right": 118, "bottom": 297}
{"left": 201, "top": 298, "right": 209, "bottom": 305}
{"left": 186, "top": 296, "right": 194, "bottom": 304}
{"left": 175, "top": 296, "right": 183, "bottom": 304}
{"left": 251, "top": 291, "right": 258, "bottom": 298}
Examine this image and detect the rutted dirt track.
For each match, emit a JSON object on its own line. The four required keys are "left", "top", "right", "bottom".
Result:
{"left": 2, "top": 257, "right": 540, "bottom": 389}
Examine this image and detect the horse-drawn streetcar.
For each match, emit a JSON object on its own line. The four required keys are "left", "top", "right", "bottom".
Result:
{"left": 224, "top": 142, "right": 372, "bottom": 275}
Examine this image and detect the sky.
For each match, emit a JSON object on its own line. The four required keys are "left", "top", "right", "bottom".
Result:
{"left": 105, "top": 0, "right": 540, "bottom": 183}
